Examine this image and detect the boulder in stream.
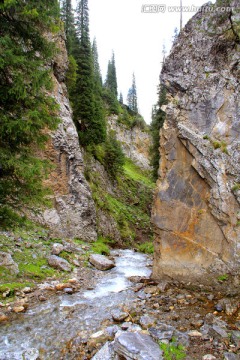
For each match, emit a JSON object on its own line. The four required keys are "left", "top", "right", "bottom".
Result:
{"left": 114, "top": 332, "right": 163, "bottom": 359}
{"left": 89, "top": 254, "right": 115, "bottom": 271}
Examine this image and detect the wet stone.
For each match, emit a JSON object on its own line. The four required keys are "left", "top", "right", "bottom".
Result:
{"left": 114, "top": 332, "right": 163, "bottom": 360}
{"left": 91, "top": 341, "right": 114, "bottom": 360}
{"left": 111, "top": 309, "right": 129, "bottom": 322}
{"left": 89, "top": 254, "right": 115, "bottom": 271}
{"left": 139, "top": 315, "right": 155, "bottom": 329}
{"left": 223, "top": 353, "right": 238, "bottom": 360}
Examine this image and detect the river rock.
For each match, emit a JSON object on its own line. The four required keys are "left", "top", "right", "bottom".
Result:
{"left": 0, "top": 252, "right": 19, "bottom": 274}
{"left": 114, "top": 332, "right": 163, "bottom": 359}
{"left": 22, "top": 348, "right": 39, "bottom": 360}
{"left": 139, "top": 315, "right": 155, "bottom": 329}
{"left": 231, "top": 330, "right": 240, "bottom": 347}
{"left": 224, "top": 353, "right": 238, "bottom": 360}
{"left": 0, "top": 313, "right": 8, "bottom": 322}
{"left": 202, "top": 355, "right": 217, "bottom": 360}
{"left": 48, "top": 255, "right": 71, "bottom": 272}
{"left": 13, "top": 306, "right": 25, "bottom": 313}
{"left": 51, "top": 243, "right": 64, "bottom": 255}
{"left": 89, "top": 254, "right": 115, "bottom": 271}
{"left": 91, "top": 341, "right": 115, "bottom": 360}
{"left": 111, "top": 308, "right": 129, "bottom": 322}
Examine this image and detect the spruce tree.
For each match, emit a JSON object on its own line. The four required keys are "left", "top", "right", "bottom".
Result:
{"left": 104, "top": 52, "right": 118, "bottom": 97}
{"left": 150, "top": 84, "right": 167, "bottom": 180}
{"left": 119, "top": 92, "right": 123, "bottom": 104}
{"left": 74, "top": 0, "right": 105, "bottom": 146}
{"left": 60, "top": 0, "right": 76, "bottom": 54}
{"left": 0, "top": 0, "right": 60, "bottom": 226}
{"left": 127, "top": 73, "right": 138, "bottom": 113}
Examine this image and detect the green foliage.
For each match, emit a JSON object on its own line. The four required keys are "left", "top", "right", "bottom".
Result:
{"left": 104, "top": 52, "right": 118, "bottom": 97}
{"left": 104, "top": 133, "right": 125, "bottom": 178}
{"left": 150, "top": 85, "right": 167, "bottom": 180}
{"left": 102, "top": 87, "right": 120, "bottom": 115}
{"left": 232, "top": 183, "right": 240, "bottom": 191}
{"left": 0, "top": 0, "right": 60, "bottom": 227}
{"left": 127, "top": 73, "right": 138, "bottom": 112}
{"left": 159, "top": 339, "right": 186, "bottom": 360}
{"left": 123, "top": 158, "right": 154, "bottom": 188}
{"left": 66, "top": 55, "right": 78, "bottom": 97}
{"left": 60, "top": 0, "right": 76, "bottom": 54}
{"left": 217, "top": 274, "right": 229, "bottom": 282}
{"left": 137, "top": 241, "right": 154, "bottom": 254}
{"left": 91, "top": 236, "right": 111, "bottom": 255}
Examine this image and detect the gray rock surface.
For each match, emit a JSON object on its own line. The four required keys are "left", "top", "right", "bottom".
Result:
{"left": 91, "top": 342, "right": 115, "bottom": 360}
{"left": 38, "top": 32, "right": 97, "bottom": 241}
{"left": 152, "top": 0, "right": 240, "bottom": 284}
{"left": 47, "top": 255, "right": 71, "bottom": 272}
{"left": 51, "top": 243, "right": 64, "bottom": 255}
{"left": 114, "top": 332, "right": 163, "bottom": 360}
{"left": 0, "top": 252, "right": 19, "bottom": 274}
{"left": 108, "top": 115, "right": 152, "bottom": 171}
{"left": 89, "top": 254, "right": 115, "bottom": 271}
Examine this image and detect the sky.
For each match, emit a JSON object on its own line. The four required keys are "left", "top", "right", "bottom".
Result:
{"left": 72, "top": 0, "right": 213, "bottom": 123}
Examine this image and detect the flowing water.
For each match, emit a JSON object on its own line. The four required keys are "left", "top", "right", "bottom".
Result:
{"left": 0, "top": 250, "right": 151, "bottom": 359}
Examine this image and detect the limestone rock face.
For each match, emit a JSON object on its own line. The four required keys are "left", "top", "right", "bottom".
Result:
{"left": 108, "top": 115, "right": 152, "bottom": 171}
{"left": 152, "top": 1, "right": 240, "bottom": 284}
{"left": 40, "top": 32, "right": 97, "bottom": 241}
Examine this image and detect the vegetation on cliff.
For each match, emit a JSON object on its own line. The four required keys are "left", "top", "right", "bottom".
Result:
{"left": 0, "top": 0, "right": 60, "bottom": 227}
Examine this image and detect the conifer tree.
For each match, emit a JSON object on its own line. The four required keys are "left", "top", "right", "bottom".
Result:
{"left": 0, "top": 0, "right": 60, "bottom": 225}
{"left": 150, "top": 84, "right": 167, "bottom": 180}
{"left": 60, "top": 0, "right": 76, "bottom": 54}
{"left": 127, "top": 73, "right": 138, "bottom": 113}
{"left": 92, "top": 37, "right": 102, "bottom": 86}
{"left": 74, "top": 0, "right": 105, "bottom": 146}
{"left": 105, "top": 52, "right": 118, "bottom": 97}
{"left": 119, "top": 92, "right": 123, "bottom": 104}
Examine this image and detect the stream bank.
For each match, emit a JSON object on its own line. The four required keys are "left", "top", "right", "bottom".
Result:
{"left": 0, "top": 249, "right": 239, "bottom": 359}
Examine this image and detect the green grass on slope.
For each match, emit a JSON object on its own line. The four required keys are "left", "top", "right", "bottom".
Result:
{"left": 123, "top": 158, "right": 154, "bottom": 188}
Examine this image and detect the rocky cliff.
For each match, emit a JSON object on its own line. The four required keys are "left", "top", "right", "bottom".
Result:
{"left": 152, "top": 1, "right": 240, "bottom": 284}
{"left": 108, "top": 115, "right": 152, "bottom": 171}
{"left": 40, "top": 32, "right": 97, "bottom": 241}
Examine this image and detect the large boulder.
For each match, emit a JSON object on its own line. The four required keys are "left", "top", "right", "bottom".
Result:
{"left": 0, "top": 252, "right": 19, "bottom": 275}
{"left": 48, "top": 255, "right": 71, "bottom": 272}
{"left": 114, "top": 332, "right": 163, "bottom": 360}
{"left": 89, "top": 254, "right": 115, "bottom": 271}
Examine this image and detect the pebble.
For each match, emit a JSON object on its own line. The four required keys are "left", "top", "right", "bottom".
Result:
{"left": 202, "top": 355, "right": 217, "bottom": 360}
{"left": 13, "top": 306, "right": 25, "bottom": 313}
{"left": 63, "top": 287, "right": 74, "bottom": 294}
{"left": 38, "top": 295, "right": 47, "bottom": 302}
{"left": 214, "top": 304, "right": 223, "bottom": 312}
{"left": 188, "top": 330, "right": 203, "bottom": 337}
{"left": 111, "top": 309, "right": 129, "bottom": 322}
{"left": 0, "top": 313, "right": 8, "bottom": 322}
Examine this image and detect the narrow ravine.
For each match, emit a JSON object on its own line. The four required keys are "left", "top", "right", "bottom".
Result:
{"left": 0, "top": 250, "right": 152, "bottom": 360}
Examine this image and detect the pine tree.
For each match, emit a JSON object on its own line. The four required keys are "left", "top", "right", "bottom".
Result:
{"left": 104, "top": 52, "right": 118, "bottom": 97}
{"left": 127, "top": 73, "right": 138, "bottom": 113}
{"left": 60, "top": 0, "right": 76, "bottom": 54}
{"left": 0, "top": 0, "right": 60, "bottom": 226}
{"left": 92, "top": 37, "right": 102, "bottom": 86}
{"left": 150, "top": 84, "right": 167, "bottom": 180}
{"left": 74, "top": 0, "right": 105, "bottom": 146}
{"left": 119, "top": 92, "right": 123, "bottom": 104}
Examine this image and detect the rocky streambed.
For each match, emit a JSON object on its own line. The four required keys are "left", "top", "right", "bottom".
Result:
{"left": 0, "top": 249, "right": 239, "bottom": 360}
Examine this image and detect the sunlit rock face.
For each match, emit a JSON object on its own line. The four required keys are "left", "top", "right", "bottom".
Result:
{"left": 152, "top": 1, "right": 240, "bottom": 284}
{"left": 40, "top": 32, "right": 97, "bottom": 241}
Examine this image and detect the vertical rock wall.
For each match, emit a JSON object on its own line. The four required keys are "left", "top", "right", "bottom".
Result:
{"left": 152, "top": 1, "right": 240, "bottom": 283}
{"left": 41, "top": 32, "right": 97, "bottom": 241}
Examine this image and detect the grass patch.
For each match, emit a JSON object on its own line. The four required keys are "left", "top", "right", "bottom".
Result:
{"left": 18, "top": 258, "right": 57, "bottom": 279}
{"left": 232, "top": 183, "right": 240, "bottom": 192}
{"left": 137, "top": 241, "right": 154, "bottom": 254}
{"left": 123, "top": 158, "right": 154, "bottom": 188}
{"left": 159, "top": 338, "right": 186, "bottom": 360}
{"left": 91, "top": 236, "right": 111, "bottom": 255}
{"left": 217, "top": 274, "right": 228, "bottom": 282}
